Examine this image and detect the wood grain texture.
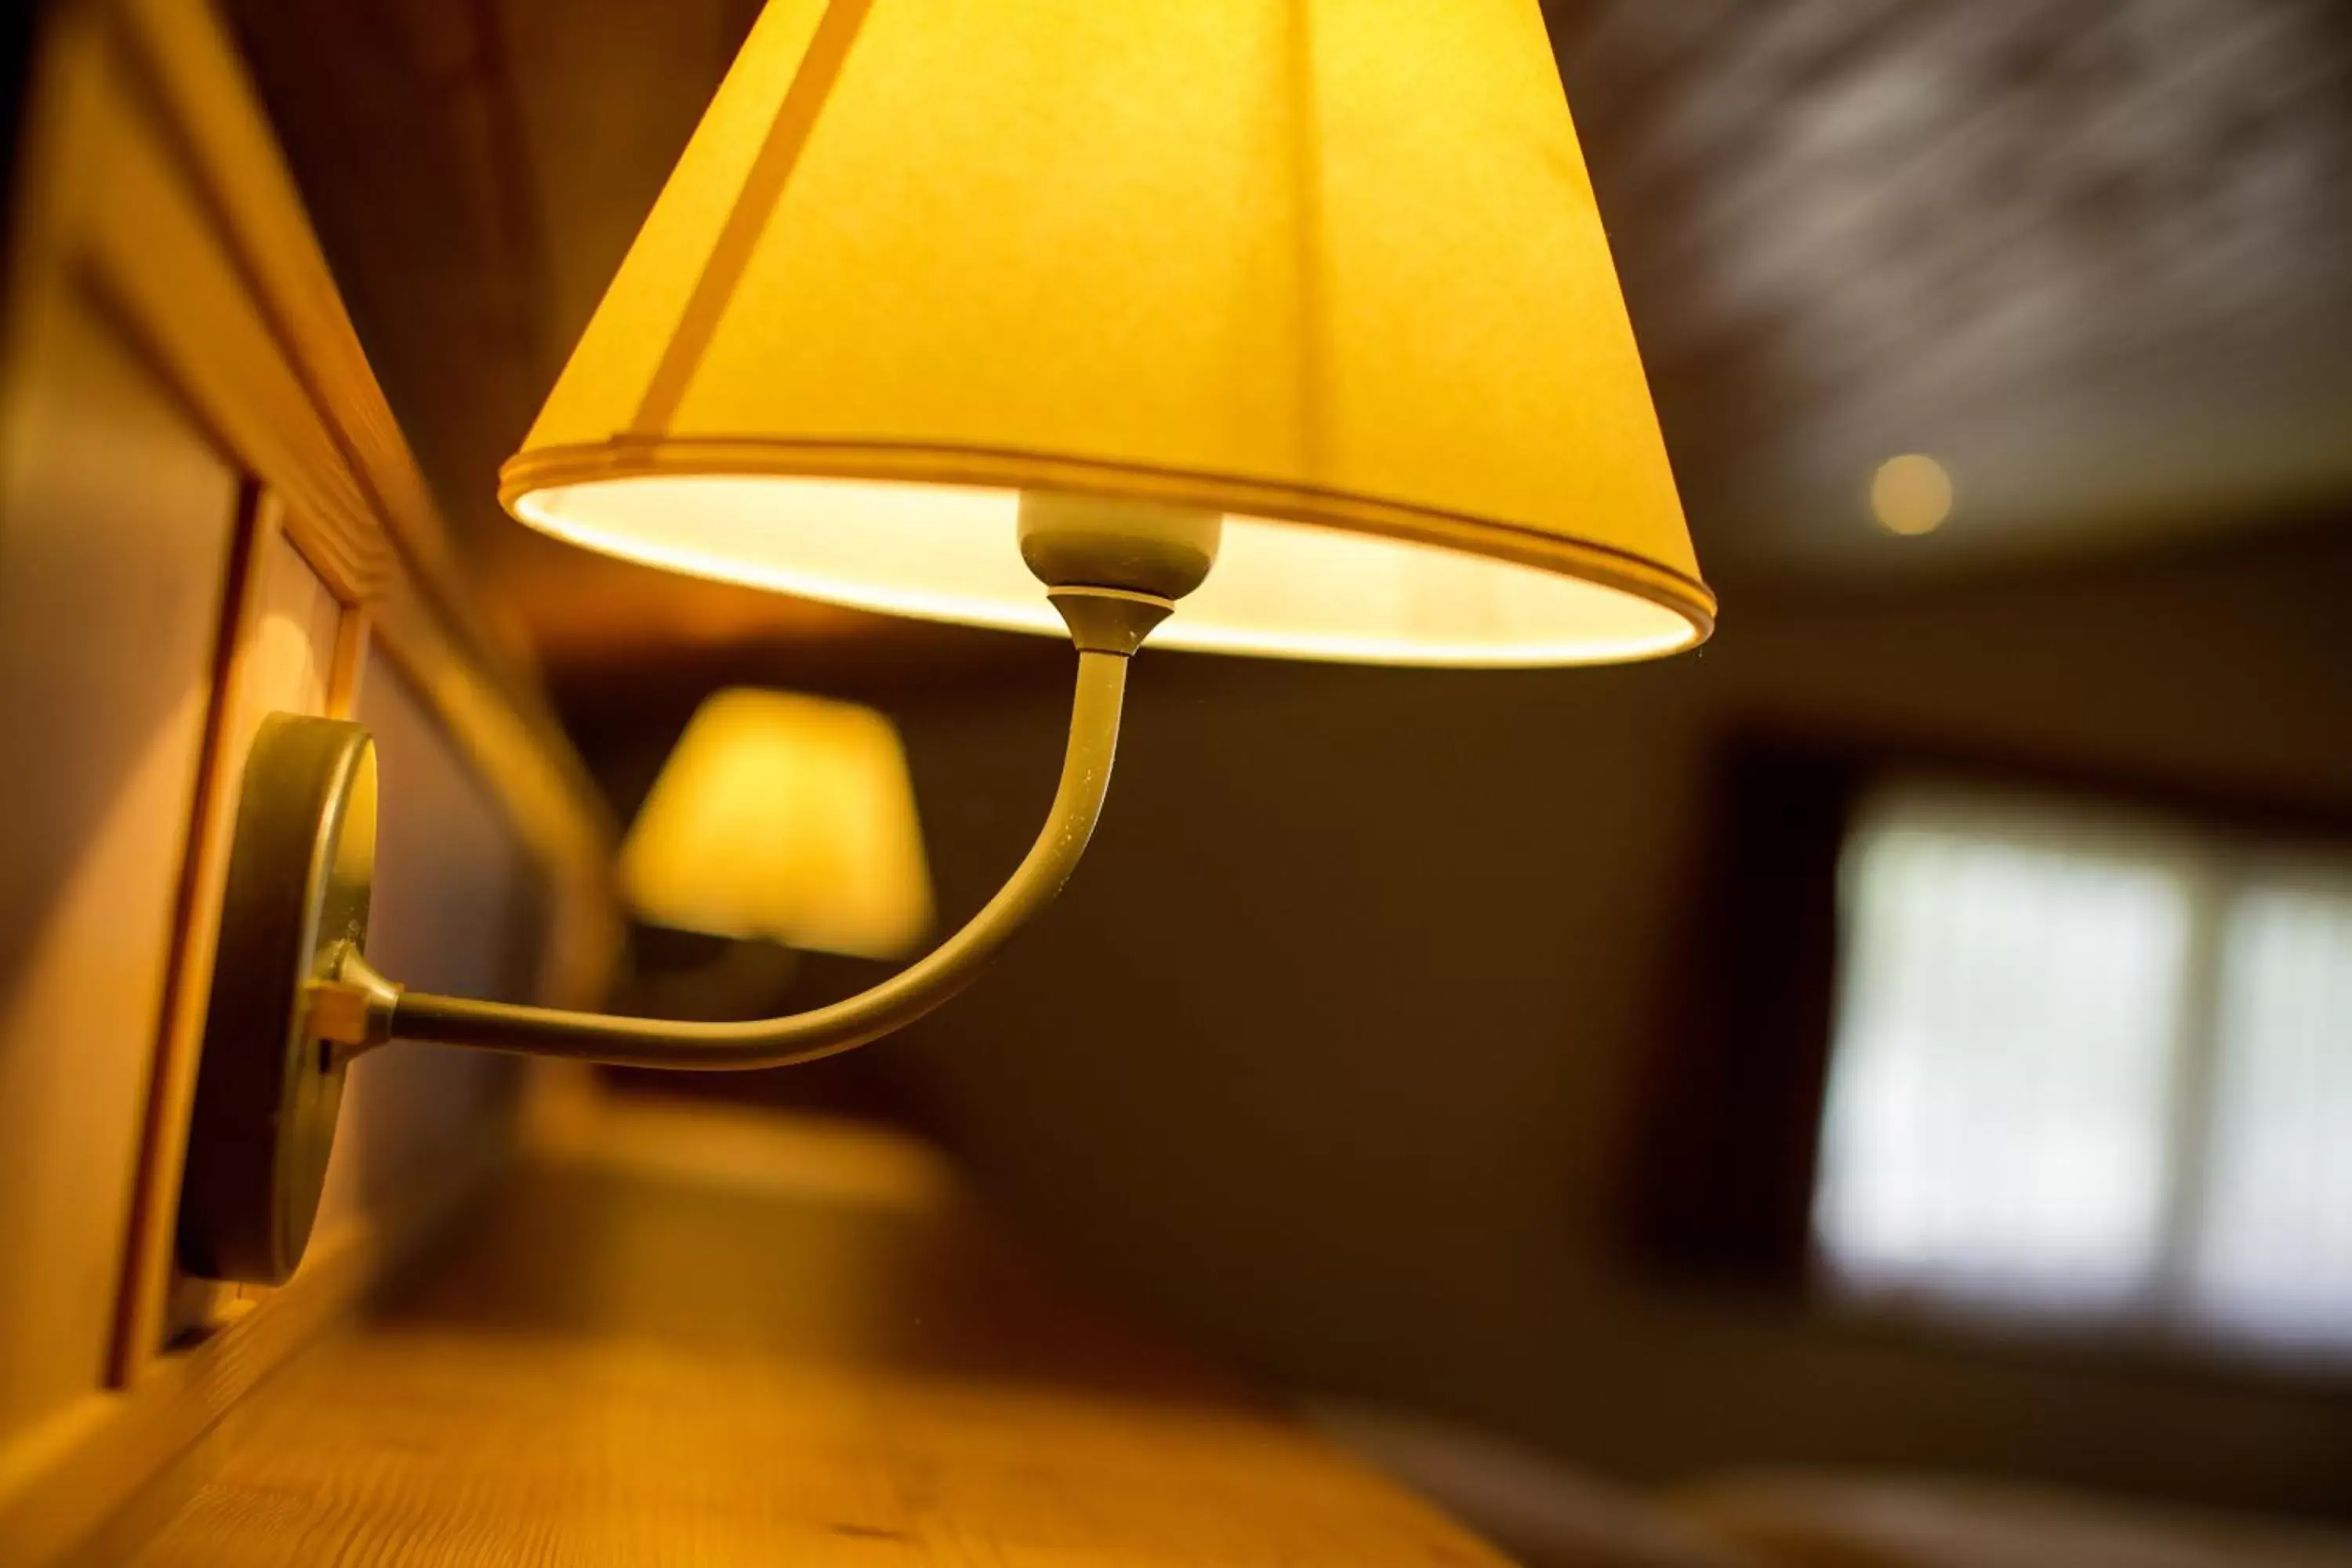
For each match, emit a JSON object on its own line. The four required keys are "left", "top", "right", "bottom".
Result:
{"left": 6, "top": 1134, "right": 504, "bottom": 1568}
{"left": 112, "top": 1101, "right": 1510, "bottom": 1567}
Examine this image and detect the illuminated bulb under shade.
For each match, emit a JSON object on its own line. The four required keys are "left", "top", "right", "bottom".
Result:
{"left": 1871, "top": 455, "right": 1955, "bottom": 536}
{"left": 620, "top": 690, "right": 932, "bottom": 960}
{"left": 517, "top": 478, "right": 1696, "bottom": 667}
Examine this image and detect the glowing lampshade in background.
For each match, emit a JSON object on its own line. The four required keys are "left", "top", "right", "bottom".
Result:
{"left": 621, "top": 690, "right": 932, "bottom": 960}
{"left": 503, "top": 0, "right": 1713, "bottom": 667}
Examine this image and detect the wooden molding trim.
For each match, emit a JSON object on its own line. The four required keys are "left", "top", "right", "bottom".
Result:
{"left": 0, "top": 2, "right": 622, "bottom": 1558}
{"left": 103, "top": 488, "right": 282, "bottom": 1392}
{"left": 83, "top": 0, "right": 622, "bottom": 995}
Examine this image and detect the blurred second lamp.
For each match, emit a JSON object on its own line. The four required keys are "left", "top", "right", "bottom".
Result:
{"left": 621, "top": 690, "right": 932, "bottom": 961}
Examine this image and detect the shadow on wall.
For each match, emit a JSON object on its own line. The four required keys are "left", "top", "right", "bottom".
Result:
{"left": 862, "top": 522, "right": 2352, "bottom": 1522}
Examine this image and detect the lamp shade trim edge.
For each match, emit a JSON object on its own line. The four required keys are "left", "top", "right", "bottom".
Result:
{"left": 499, "top": 436, "right": 1717, "bottom": 645}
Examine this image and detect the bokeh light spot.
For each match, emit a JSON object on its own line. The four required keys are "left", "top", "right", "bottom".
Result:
{"left": 1871, "top": 455, "right": 1955, "bottom": 536}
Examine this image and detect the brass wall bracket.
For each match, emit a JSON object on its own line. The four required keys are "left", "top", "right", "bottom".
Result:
{"left": 177, "top": 714, "right": 377, "bottom": 1284}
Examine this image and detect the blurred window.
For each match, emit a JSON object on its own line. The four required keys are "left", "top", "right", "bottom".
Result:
{"left": 1813, "top": 785, "right": 2352, "bottom": 1359}
{"left": 2192, "top": 880, "right": 2352, "bottom": 1348}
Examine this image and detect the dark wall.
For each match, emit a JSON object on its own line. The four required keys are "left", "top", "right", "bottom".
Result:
{"left": 866, "top": 524, "right": 2352, "bottom": 1519}
{"left": 0, "top": 1, "right": 45, "bottom": 267}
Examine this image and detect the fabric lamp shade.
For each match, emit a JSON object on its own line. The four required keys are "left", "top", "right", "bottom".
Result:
{"left": 620, "top": 689, "right": 932, "bottom": 959}
{"left": 503, "top": 0, "right": 1713, "bottom": 666}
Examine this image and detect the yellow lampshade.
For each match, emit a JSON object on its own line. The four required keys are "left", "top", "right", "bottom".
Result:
{"left": 504, "top": 0, "right": 1712, "bottom": 666}
{"left": 620, "top": 689, "right": 932, "bottom": 959}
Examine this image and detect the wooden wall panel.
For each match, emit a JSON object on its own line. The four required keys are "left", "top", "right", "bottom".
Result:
{"left": 124, "top": 518, "right": 355, "bottom": 1358}
{"left": 100, "top": 0, "right": 622, "bottom": 983}
{"left": 0, "top": 2, "right": 620, "bottom": 1558}
{"left": 238, "top": 529, "right": 346, "bottom": 723}
{"left": 314, "top": 658, "right": 542, "bottom": 1235}
{"left": 0, "top": 283, "right": 243, "bottom": 1444}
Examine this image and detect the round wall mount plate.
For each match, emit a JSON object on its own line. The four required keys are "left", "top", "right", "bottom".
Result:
{"left": 176, "top": 713, "right": 378, "bottom": 1285}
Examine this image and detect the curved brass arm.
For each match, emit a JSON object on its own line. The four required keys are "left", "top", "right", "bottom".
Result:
{"left": 377, "top": 648, "right": 1129, "bottom": 1069}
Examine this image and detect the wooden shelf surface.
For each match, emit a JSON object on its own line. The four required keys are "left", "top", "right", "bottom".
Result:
{"left": 103, "top": 1098, "right": 1507, "bottom": 1566}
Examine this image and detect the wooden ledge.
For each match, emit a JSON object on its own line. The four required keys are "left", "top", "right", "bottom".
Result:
{"left": 99, "top": 1098, "right": 1508, "bottom": 1566}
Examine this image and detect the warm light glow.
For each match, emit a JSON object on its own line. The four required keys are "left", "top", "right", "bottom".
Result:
{"left": 1871, "top": 455, "right": 1955, "bottom": 535}
{"left": 621, "top": 689, "right": 931, "bottom": 960}
{"left": 501, "top": 0, "right": 1715, "bottom": 665}
{"left": 518, "top": 477, "right": 1698, "bottom": 667}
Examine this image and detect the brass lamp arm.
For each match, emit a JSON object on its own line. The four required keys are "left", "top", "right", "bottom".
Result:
{"left": 354, "top": 645, "right": 1130, "bottom": 1070}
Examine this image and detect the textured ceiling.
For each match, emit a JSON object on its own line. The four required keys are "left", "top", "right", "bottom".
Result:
{"left": 1555, "top": 0, "right": 2352, "bottom": 574}
{"left": 228, "top": 0, "right": 2352, "bottom": 690}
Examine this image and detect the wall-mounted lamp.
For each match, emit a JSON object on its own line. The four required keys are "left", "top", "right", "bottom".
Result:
{"left": 622, "top": 688, "right": 932, "bottom": 962}
{"left": 608, "top": 688, "right": 931, "bottom": 1020}
{"left": 178, "top": 0, "right": 1715, "bottom": 1283}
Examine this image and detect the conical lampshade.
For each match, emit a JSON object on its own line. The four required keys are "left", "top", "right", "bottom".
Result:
{"left": 503, "top": 0, "right": 1713, "bottom": 666}
{"left": 621, "top": 689, "right": 932, "bottom": 960}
